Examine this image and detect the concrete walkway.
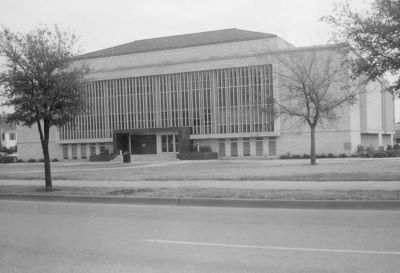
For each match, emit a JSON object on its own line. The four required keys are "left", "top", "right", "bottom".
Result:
{"left": 1, "top": 179, "right": 400, "bottom": 190}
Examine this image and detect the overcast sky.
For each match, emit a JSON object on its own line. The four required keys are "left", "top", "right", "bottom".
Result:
{"left": 1, "top": 0, "right": 372, "bottom": 53}
{"left": 1, "top": 0, "right": 397, "bottom": 120}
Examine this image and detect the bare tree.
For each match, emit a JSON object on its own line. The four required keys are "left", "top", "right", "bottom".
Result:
{"left": 274, "top": 49, "right": 361, "bottom": 165}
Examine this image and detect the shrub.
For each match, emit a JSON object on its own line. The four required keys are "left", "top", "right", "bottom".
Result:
{"left": 279, "top": 155, "right": 290, "bottom": 159}
{"left": 378, "top": 146, "right": 385, "bottom": 152}
{"left": 0, "top": 156, "right": 16, "bottom": 163}
{"left": 177, "top": 152, "right": 218, "bottom": 160}
{"left": 16, "top": 159, "right": 24, "bottom": 163}
{"left": 89, "top": 154, "right": 118, "bottom": 162}
{"left": 366, "top": 146, "right": 375, "bottom": 157}
{"left": 338, "top": 153, "right": 347, "bottom": 158}
{"left": 327, "top": 153, "right": 336, "bottom": 158}
{"left": 199, "top": 146, "right": 212, "bottom": 153}
{"left": 302, "top": 154, "right": 310, "bottom": 159}
{"left": 39, "top": 159, "right": 45, "bottom": 162}
{"left": 52, "top": 158, "right": 59, "bottom": 162}
{"left": 387, "top": 145, "right": 393, "bottom": 151}
{"left": 316, "top": 154, "right": 327, "bottom": 158}
{"left": 356, "top": 144, "right": 365, "bottom": 155}
{"left": 27, "top": 159, "right": 36, "bottom": 163}
{"left": 394, "top": 143, "right": 400, "bottom": 150}
{"left": 373, "top": 151, "right": 388, "bottom": 158}
{"left": 290, "top": 154, "right": 302, "bottom": 159}
{"left": 387, "top": 149, "right": 400, "bottom": 157}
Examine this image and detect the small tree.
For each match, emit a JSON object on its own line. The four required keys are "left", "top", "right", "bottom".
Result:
{"left": 0, "top": 25, "right": 88, "bottom": 190}
{"left": 322, "top": 0, "right": 400, "bottom": 95}
{"left": 274, "top": 49, "right": 360, "bottom": 165}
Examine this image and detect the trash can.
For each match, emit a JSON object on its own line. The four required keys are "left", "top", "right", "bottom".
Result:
{"left": 123, "top": 152, "right": 131, "bottom": 163}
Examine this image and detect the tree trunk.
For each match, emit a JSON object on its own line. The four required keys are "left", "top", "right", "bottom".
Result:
{"left": 37, "top": 119, "right": 52, "bottom": 191}
{"left": 42, "top": 143, "right": 52, "bottom": 191}
{"left": 310, "top": 126, "right": 316, "bottom": 165}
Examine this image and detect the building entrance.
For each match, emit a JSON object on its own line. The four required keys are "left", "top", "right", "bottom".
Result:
{"left": 161, "top": 134, "right": 178, "bottom": 153}
{"left": 113, "top": 127, "right": 192, "bottom": 155}
{"left": 131, "top": 135, "right": 157, "bottom": 154}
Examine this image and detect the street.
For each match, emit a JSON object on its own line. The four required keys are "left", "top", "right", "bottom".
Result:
{"left": 1, "top": 200, "right": 399, "bottom": 272}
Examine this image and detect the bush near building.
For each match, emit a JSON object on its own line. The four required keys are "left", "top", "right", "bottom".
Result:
{"left": 280, "top": 144, "right": 400, "bottom": 159}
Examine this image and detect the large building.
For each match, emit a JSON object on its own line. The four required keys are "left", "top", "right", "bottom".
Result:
{"left": 17, "top": 29, "right": 395, "bottom": 160}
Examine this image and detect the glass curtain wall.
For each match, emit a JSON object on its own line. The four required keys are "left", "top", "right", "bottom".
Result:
{"left": 60, "top": 65, "right": 274, "bottom": 140}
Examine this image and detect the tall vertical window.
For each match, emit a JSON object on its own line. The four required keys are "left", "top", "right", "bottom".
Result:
{"left": 218, "top": 139, "right": 226, "bottom": 158}
{"left": 168, "top": 135, "right": 173, "bottom": 152}
{"left": 243, "top": 138, "right": 250, "bottom": 156}
{"left": 9, "top": 133, "right": 16, "bottom": 140}
{"left": 1, "top": 133, "right": 5, "bottom": 141}
{"left": 162, "top": 135, "right": 167, "bottom": 152}
{"left": 81, "top": 144, "right": 87, "bottom": 159}
{"left": 63, "top": 144, "right": 69, "bottom": 160}
{"left": 268, "top": 137, "right": 277, "bottom": 156}
{"left": 60, "top": 65, "right": 273, "bottom": 140}
{"left": 71, "top": 144, "right": 78, "bottom": 159}
{"left": 90, "top": 144, "right": 96, "bottom": 156}
{"left": 256, "top": 137, "right": 264, "bottom": 156}
{"left": 99, "top": 143, "right": 106, "bottom": 155}
{"left": 230, "top": 138, "right": 238, "bottom": 157}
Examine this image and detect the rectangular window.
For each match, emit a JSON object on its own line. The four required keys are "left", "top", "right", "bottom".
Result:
{"left": 1, "top": 133, "right": 5, "bottom": 141}
{"left": 162, "top": 135, "right": 167, "bottom": 152}
{"left": 81, "top": 144, "right": 87, "bottom": 159}
{"left": 90, "top": 144, "right": 96, "bottom": 156}
{"left": 63, "top": 144, "right": 69, "bottom": 160}
{"left": 99, "top": 143, "right": 106, "bottom": 155}
{"left": 231, "top": 138, "right": 238, "bottom": 157}
{"left": 71, "top": 144, "right": 77, "bottom": 159}
{"left": 9, "top": 133, "right": 16, "bottom": 140}
{"left": 268, "top": 137, "right": 277, "bottom": 156}
{"left": 175, "top": 135, "right": 180, "bottom": 153}
{"left": 243, "top": 138, "right": 251, "bottom": 156}
{"left": 256, "top": 137, "right": 264, "bottom": 156}
{"left": 168, "top": 135, "right": 173, "bottom": 152}
{"left": 218, "top": 139, "right": 226, "bottom": 158}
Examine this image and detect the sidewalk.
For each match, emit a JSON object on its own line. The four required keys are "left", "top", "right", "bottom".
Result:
{"left": 1, "top": 179, "right": 400, "bottom": 190}
{"left": 1, "top": 179, "right": 399, "bottom": 210}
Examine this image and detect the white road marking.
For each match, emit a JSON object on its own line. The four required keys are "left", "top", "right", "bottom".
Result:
{"left": 146, "top": 239, "right": 400, "bottom": 255}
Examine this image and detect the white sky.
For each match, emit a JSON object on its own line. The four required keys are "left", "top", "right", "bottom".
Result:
{"left": 0, "top": 0, "right": 372, "bottom": 52}
{"left": 0, "top": 0, "right": 398, "bottom": 120}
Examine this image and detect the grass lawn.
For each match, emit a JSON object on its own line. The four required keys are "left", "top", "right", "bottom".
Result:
{"left": 1, "top": 185, "right": 399, "bottom": 201}
{"left": 0, "top": 157, "right": 398, "bottom": 181}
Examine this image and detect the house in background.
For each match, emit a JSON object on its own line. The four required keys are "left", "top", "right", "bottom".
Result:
{"left": 0, "top": 116, "right": 17, "bottom": 150}
{"left": 16, "top": 28, "right": 395, "bottom": 160}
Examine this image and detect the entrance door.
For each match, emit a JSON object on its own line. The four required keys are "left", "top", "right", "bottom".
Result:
{"left": 131, "top": 135, "right": 157, "bottom": 154}
{"left": 161, "top": 134, "right": 178, "bottom": 152}
{"left": 116, "top": 134, "right": 130, "bottom": 154}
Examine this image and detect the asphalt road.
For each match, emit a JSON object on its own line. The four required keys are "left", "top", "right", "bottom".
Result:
{"left": 1, "top": 200, "right": 399, "bottom": 273}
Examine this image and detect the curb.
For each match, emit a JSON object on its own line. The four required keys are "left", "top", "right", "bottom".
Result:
{"left": 1, "top": 193, "right": 400, "bottom": 210}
